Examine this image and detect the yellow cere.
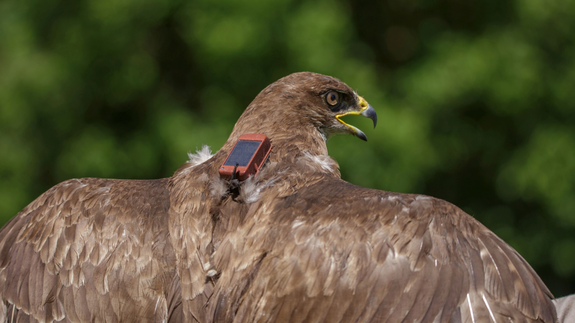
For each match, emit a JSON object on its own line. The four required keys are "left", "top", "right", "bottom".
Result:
{"left": 334, "top": 96, "right": 370, "bottom": 133}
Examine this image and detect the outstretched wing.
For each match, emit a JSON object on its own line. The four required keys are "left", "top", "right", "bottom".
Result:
{"left": 209, "top": 176, "right": 556, "bottom": 323}
{"left": 0, "top": 177, "right": 179, "bottom": 323}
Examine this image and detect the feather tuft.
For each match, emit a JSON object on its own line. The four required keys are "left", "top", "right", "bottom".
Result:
{"left": 187, "top": 145, "right": 213, "bottom": 166}
{"left": 299, "top": 152, "right": 339, "bottom": 175}
{"left": 210, "top": 179, "right": 228, "bottom": 197}
{"left": 241, "top": 171, "right": 281, "bottom": 204}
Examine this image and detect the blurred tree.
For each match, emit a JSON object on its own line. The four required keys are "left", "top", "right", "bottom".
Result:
{"left": 0, "top": 0, "right": 574, "bottom": 297}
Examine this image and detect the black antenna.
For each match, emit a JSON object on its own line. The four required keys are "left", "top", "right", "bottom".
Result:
{"left": 231, "top": 163, "right": 239, "bottom": 181}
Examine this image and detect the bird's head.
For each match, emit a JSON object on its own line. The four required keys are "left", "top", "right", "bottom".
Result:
{"left": 306, "top": 76, "right": 377, "bottom": 142}
{"left": 226, "top": 72, "right": 377, "bottom": 155}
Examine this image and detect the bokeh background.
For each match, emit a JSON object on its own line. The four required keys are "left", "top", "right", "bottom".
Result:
{"left": 1, "top": 0, "right": 575, "bottom": 296}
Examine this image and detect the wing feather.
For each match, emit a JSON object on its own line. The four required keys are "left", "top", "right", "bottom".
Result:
{"left": 402, "top": 256, "right": 441, "bottom": 322}
{"left": 0, "top": 178, "right": 180, "bottom": 322}
{"left": 209, "top": 175, "right": 556, "bottom": 323}
{"left": 72, "top": 284, "right": 91, "bottom": 322}
{"left": 59, "top": 285, "right": 79, "bottom": 322}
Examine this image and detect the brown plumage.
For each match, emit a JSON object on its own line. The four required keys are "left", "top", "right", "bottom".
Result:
{"left": 0, "top": 72, "right": 556, "bottom": 323}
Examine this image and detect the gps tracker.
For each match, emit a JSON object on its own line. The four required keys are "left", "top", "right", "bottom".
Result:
{"left": 219, "top": 133, "right": 272, "bottom": 181}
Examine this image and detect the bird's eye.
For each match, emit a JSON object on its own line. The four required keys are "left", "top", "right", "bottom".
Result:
{"left": 325, "top": 91, "right": 340, "bottom": 106}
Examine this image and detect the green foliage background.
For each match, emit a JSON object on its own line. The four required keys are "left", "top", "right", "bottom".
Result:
{"left": 1, "top": 0, "right": 575, "bottom": 296}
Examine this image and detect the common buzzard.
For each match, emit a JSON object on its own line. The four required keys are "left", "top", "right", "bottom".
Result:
{"left": 0, "top": 72, "right": 556, "bottom": 322}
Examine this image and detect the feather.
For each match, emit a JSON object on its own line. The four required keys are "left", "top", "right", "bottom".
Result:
{"left": 59, "top": 286, "right": 80, "bottom": 323}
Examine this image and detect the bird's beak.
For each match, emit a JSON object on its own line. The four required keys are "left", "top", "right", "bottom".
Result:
{"left": 335, "top": 96, "right": 377, "bottom": 141}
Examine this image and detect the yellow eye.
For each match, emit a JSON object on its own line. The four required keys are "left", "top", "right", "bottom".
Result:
{"left": 326, "top": 91, "right": 340, "bottom": 106}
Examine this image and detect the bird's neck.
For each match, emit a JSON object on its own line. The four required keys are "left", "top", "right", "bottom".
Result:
{"left": 223, "top": 123, "right": 329, "bottom": 163}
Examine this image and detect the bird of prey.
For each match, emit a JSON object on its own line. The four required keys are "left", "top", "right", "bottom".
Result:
{"left": 0, "top": 72, "right": 556, "bottom": 323}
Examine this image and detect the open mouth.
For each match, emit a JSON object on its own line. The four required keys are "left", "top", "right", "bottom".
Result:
{"left": 335, "top": 96, "right": 377, "bottom": 141}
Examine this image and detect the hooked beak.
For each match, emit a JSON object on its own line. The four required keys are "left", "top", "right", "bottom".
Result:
{"left": 335, "top": 96, "right": 377, "bottom": 141}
